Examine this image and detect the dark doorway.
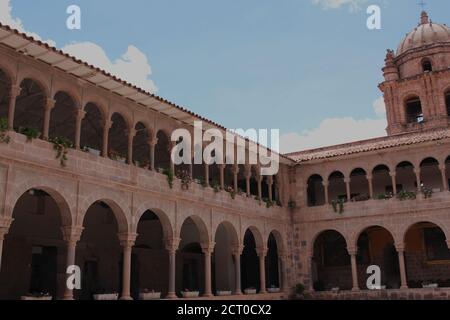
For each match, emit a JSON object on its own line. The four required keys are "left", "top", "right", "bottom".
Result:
{"left": 29, "top": 246, "right": 57, "bottom": 298}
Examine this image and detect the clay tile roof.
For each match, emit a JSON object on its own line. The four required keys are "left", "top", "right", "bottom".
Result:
{"left": 286, "top": 129, "right": 450, "bottom": 163}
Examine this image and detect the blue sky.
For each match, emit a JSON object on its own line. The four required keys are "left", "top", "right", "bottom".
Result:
{"left": 2, "top": 0, "right": 450, "bottom": 152}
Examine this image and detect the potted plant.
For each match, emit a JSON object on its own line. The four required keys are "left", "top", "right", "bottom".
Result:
{"left": 331, "top": 198, "right": 345, "bottom": 214}
{"left": 216, "top": 290, "right": 232, "bottom": 296}
{"left": 0, "top": 117, "right": 10, "bottom": 144}
{"left": 397, "top": 190, "right": 416, "bottom": 201}
{"left": 181, "top": 289, "right": 200, "bottom": 298}
{"left": 225, "top": 186, "right": 236, "bottom": 199}
{"left": 21, "top": 292, "right": 52, "bottom": 300}
{"left": 139, "top": 289, "right": 161, "bottom": 300}
{"left": 244, "top": 287, "right": 257, "bottom": 295}
{"left": 211, "top": 180, "right": 220, "bottom": 193}
{"left": 18, "top": 126, "right": 40, "bottom": 142}
{"left": 177, "top": 169, "right": 192, "bottom": 190}
{"left": 267, "top": 285, "right": 280, "bottom": 293}
{"left": 293, "top": 283, "right": 306, "bottom": 299}
{"left": 421, "top": 186, "right": 433, "bottom": 199}
{"left": 163, "top": 169, "right": 175, "bottom": 189}
{"left": 422, "top": 281, "right": 438, "bottom": 289}
{"left": 93, "top": 290, "right": 119, "bottom": 300}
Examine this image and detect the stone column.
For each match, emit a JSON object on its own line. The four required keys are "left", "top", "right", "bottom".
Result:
{"left": 7, "top": 85, "right": 21, "bottom": 130}
{"left": 43, "top": 98, "right": 56, "bottom": 140}
{"left": 61, "top": 226, "right": 83, "bottom": 300}
{"left": 347, "top": 247, "right": 359, "bottom": 291}
{"left": 414, "top": 168, "right": 422, "bottom": 192}
{"left": 204, "top": 163, "right": 210, "bottom": 186}
{"left": 0, "top": 216, "right": 13, "bottom": 273}
{"left": 118, "top": 233, "right": 138, "bottom": 300}
{"left": 257, "top": 172, "right": 262, "bottom": 201}
{"left": 322, "top": 181, "right": 329, "bottom": 204}
{"left": 308, "top": 254, "right": 315, "bottom": 292}
{"left": 168, "top": 141, "right": 176, "bottom": 173}
{"left": 232, "top": 245, "right": 243, "bottom": 295}
{"left": 367, "top": 175, "right": 374, "bottom": 199}
{"left": 219, "top": 164, "right": 225, "bottom": 189}
{"left": 344, "top": 177, "right": 351, "bottom": 201}
{"left": 233, "top": 165, "right": 239, "bottom": 192}
{"left": 267, "top": 176, "right": 273, "bottom": 202}
{"left": 165, "top": 237, "right": 180, "bottom": 299}
{"left": 279, "top": 251, "right": 289, "bottom": 292}
{"left": 202, "top": 243, "right": 215, "bottom": 297}
{"left": 148, "top": 138, "right": 157, "bottom": 171}
{"left": 127, "top": 128, "right": 136, "bottom": 165}
{"left": 74, "top": 109, "right": 86, "bottom": 150}
{"left": 390, "top": 172, "right": 397, "bottom": 195}
{"left": 245, "top": 165, "right": 251, "bottom": 196}
{"left": 396, "top": 244, "right": 408, "bottom": 289}
{"left": 257, "top": 247, "right": 267, "bottom": 294}
{"left": 102, "top": 119, "right": 112, "bottom": 158}
{"left": 440, "top": 165, "right": 448, "bottom": 191}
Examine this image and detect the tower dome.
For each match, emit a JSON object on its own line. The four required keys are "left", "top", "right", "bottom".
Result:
{"left": 397, "top": 11, "right": 450, "bottom": 56}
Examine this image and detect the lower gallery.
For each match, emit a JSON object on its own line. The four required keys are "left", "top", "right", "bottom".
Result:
{"left": 1, "top": 11, "right": 450, "bottom": 300}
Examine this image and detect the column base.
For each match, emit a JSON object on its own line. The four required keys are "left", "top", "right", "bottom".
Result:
{"left": 62, "top": 296, "right": 75, "bottom": 301}
{"left": 233, "top": 291, "right": 243, "bottom": 296}
{"left": 202, "top": 293, "right": 214, "bottom": 298}
{"left": 400, "top": 286, "right": 409, "bottom": 290}
{"left": 119, "top": 296, "right": 133, "bottom": 301}
{"left": 351, "top": 287, "right": 360, "bottom": 292}
{"left": 166, "top": 292, "right": 178, "bottom": 299}
{"left": 259, "top": 290, "right": 267, "bottom": 294}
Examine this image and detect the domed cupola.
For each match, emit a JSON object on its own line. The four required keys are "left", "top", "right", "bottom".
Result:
{"left": 379, "top": 11, "right": 450, "bottom": 136}
{"left": 397, "top": 11, "right": 450, "bottom": 57}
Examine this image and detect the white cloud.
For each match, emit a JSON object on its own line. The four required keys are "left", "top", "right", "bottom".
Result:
{"left": 63, "top": 42, "right": 157, "bottom": 93}
{"left": 312, "top": 0, "right": 368, "bottom": 11}
{"left": 0, "top": 0, "right": 157, "bottom": 93}
{"left": 281, "top": 97, "right": 387, "bottom": 153}
{"left": 373, "top": 96, "right": 386, "bottom": 118}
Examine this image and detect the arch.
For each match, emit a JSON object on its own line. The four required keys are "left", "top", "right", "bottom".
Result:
{"left": 0, "top": 67, "right": 12, "bottom": 120}
{"left": 108, "top": 112, "right": 129, "bottom": 162}
{"left": 396, "top": 161, "right": 417, "bottom": 192}
{"left": 404, "top": 95, "right": 423, "bottom": 124}
{"left": 154, "top": 129, "right": 171, "bottom": 171}
{"left": 307, "top": 174, "right": 325, "bottom": 207}
{"left": 372, "top": 164, "right": 393, "bottom": 198}
{"left": 268, "top": 229, "right": 285, "bottom": 253}
{"left": 243, "top": 226, "right": 264, "bottom": 249}
{"left": 179, "top": 215, "right": 210, "bottom": 245}
{"left": 134, "top": 207, "right": 174, "bottom": 239}
{"left": 352, "top": 224, "right": 397, "bottom": 249}
{"left": 214, "top": 221, "right": 239, "bottom": 246}
{"left": 80, "top": 198, "right": 129, "bottom": 234}
{"left": 14, "top": 78, "right": 46, "bottom": 134}
{"left": 49, "top": 91, "right": 78, "bottom": 144}
{"left": 328, "top": 171, "right": 346, "bottom": 203}
{"left": 80, "top": 102, "right": 104, "bottom": 152}
{"left": 349, "top": 168, "right": 369, "bottom": 201}
{"left": 311, "top": 229, "right": 349, "bottom": 251}
{"left": 132, "top": 121, "right": 151, "bottom": 167}
{"left": 266, "top": 232, "right": 281, "bottom": 289}
{"left": 402, "top": 220, "right": 450, "bottom": 244}
{"left": 420, "top": 157, "right": 442, "bottom": 190}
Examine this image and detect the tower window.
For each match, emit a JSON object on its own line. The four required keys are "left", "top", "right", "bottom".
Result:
{"left": 405, "top": 97, "right": 424, "bottom": 123}
{"left": 422, "top": 58, "right": 433, "bottom": 72}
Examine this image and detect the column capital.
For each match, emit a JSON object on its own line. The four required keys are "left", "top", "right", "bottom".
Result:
{"left": 413, "top": 168, "right": 421, "bottom": 176}
{"left": 45, "top": 98, "right": 56, "bottom": 111}
{"left": 75, "top": 109, "right": 86, "bottom": 121}
{"left": 103, "top": 119, "right": 113, "bottom": 130}
{"left": 322, "top": 181, "right": 329, "bottom": 187}
{"left": 231, "top": 245, "right": 244, "bottom": 256}
{"left": 257, "top": 246, "right": 268, "bottom": 258}
{"left": 233, "top": 164, "right": 239, "bottom": 175}
{"left": 118, "top": 232, "right": 138, "bottom": 247}
{"left": 395, "top": 243, "right": 405, "bottom": 253}
{"left": 439, "top": 164, "right": 446, "bottom": 171}
{"left": 148, "top": 138, "right": 158, "bottom": 147}
{"left": 347, "top": 246, "right": 358, "bottom": 256}
{"left": 367, "top": 175, "right": 373, "bottom": 181}
{"left": 164, "top": 237, "right": 181, "bottom": 252}
{"left": 201, "top": 242, "right": 216, "bottom": 254}
{"left": 344, "top": 177, "right": 351, "bottom": 184}
{"left": 61, "top": 225, "right": 84, "bottom": 244}
{"left": 389, "top": 172, "right": 396, "bottom": 178}
{"left": 128, "top": 128, "right": 137, "bottom": 139}
{"left": 446, "top": 240, "right": 450, "bottom": 250}
{"left": 0, "top": 216, "right": 14, "bottom": 229}
{"left": 8, "top": 85, "right": 21, "bottom": 98}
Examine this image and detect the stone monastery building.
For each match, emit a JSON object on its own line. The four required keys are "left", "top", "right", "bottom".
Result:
{"left": 1, "top": 11, "right": 450, "bottom": 300}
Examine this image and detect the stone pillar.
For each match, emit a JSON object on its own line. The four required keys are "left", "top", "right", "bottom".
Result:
{"left": 344, "top": 177, "right": 351, "bottom": 201}
{"left": 7, "top": 85, "right": 21, "bottom": 130}
{"left": 118, "top": 233, "right": 138, "bottom": 300}
{"left": 390, "top": 172, "right": 397, "bottom": 195}
{"left": 322, "top": 181, "right": 329, "bottom": 204}
{"left": 257, "top": 173, "right": 262, "bottom": 201}
{"left": 148, "top": 138, "right": 157, "bottom": 171}
{"left": 165, "top": 238, "right": 180, "bottom": 299}
{"left": 414, "top": 168, "right": 422, "bottom": 192}
{"left": 202, "top": 243, "right": 215, "bottom": 297}
{"left": 257, "top": 247, "right": 267, "bottom": 294}
{"left": 267, "top": 176, "right": 273, "bottom": 202}
{"left": 61, "top": 226, "right": 83, "bottom": 300}
{"left": 347, "top": 247, "right": 359, "bottom": 291}
{"left": 396, "top": 244, "right": 408, "bottom": 289}
{"left": 168, "top": 141, "right": 176, "bottom": 173}
{"left": 308, "top": 254, "right": 315, "bottom": 292}
{"left": 219, "top": 164, "right": 225, "bottom": 189}
{"left": 74, "top": 109, "right": 86, "bottom": 150}
{"left": 127, "top": 128, "right": 136, "bottom": 165}
{"left": 43, "top": 98, "right": 56, "bottom": 140}
{"left": 279, "top": 251, "right": 289, "bottom": 292}
{"left": 367, "top": 175, "right": 374, "bottom": 199}
{"left": 245, "top": 166, "right": 251, "bottom": 197}
{"left": 440, "top": 165, "right": 448, "bottom": 191}
{"left": 0, "top": 216, "right": 13, "bottom": 273}
{"left": 204, "top": 163, "right": 210, "bottom": 186}
{"left": 233, "top": 165, "right": 239, "bottom": 192}
{"left": 232, "top": 245, "right": 243, "bottom": 295}
{"left": 102, "top": 119, "right": 112, "bottom": 157}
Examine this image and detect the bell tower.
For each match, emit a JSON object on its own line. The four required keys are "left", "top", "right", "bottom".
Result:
{"left": 379, "top": 11, "right": 450, "bottom": 136}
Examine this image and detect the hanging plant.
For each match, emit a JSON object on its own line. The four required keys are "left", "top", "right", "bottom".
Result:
{"left": 397, "top": 190, "right": 416, "bottom": 201}
{"left": 288, "top": 200, "right": 297, "bottom": 209}
{"left": 0, "top": 117, "right": 10, "bottom": 144}
{"left": 421, "top": 186, "right": 433, "bottom": 199}
{"left": 210, "top": 180, "right": 220, "bottom": 193}
{"left": 50, "top": 136, "right": 73, "bottom": 167}
{"left": 18, "top": 126, "right": 40, "bottom": 142}
{"left": 176, "top": 169, "right": 192, "bottom": 190}
{"left": 331, "top": 198, "right": 345, "bottom": 214}
{"left": 163, "top": 169, "right": 174, "bottom": 189}
{"left": 225, "top": 186, "right": 236, "bottom": 199}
